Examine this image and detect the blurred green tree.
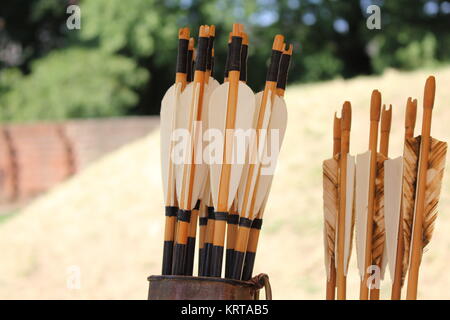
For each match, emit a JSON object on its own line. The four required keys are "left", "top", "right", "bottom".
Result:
{"left": 0, "top": 0, "right": 449, "bottom": 122}
{"left": 0, "top": 48, "right": 147, "bottom": 122}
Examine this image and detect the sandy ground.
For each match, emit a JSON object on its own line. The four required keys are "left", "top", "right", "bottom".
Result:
{"left": 1, "top": 67, "right": 450, "bottom": 299}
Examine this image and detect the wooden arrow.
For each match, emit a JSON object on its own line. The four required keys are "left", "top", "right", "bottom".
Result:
{"left": 172, "top": 25, "right": 211, "bottom": 275}
{"left": 359, "top": 90, "right": 381, "bottom": 300}
{"left": 184, "top": 25, "right": 218, "bottom": 276}
{"left": 224, "top": 31, "right": 250, "bottom": 278}
{"left": 336, "top": 101, "right": 354, "bottom": 300}
{"left": 406, "top": 76, "right": 444, "bottom": 299}
{"left": 160, "top": 27, "right": 190, "bottom": 275}
{"left": 208, "top": 24, "right": 256, "bottom": 277}
{"left": 390, "top": 98, "right": 417, "bottom": 299}
{"left": 370, "top": 104, "right": 391, "bottom": 300}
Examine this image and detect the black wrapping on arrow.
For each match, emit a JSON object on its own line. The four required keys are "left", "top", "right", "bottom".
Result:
{"left": 242, "top": 251, "right": 256, "bottom": 281}
{"left": 207, "top": 207, "right": 215, "bottom": 219}
{"left": 206, "top": 36, "right": 215, "bottom": 71}
{"left": 210, "top": 245, "right": 224, "bottom": 277}
{"left": 214, "top": 211, "right": 228, "bottom": 221}
{"left": 277, "top": 52, "right": 292, "bottom": 90}
{"left": 227, "top": 213, "right": 239, "bottom": 225}
{"left": 191, "top": 60, "right": 195, "bottom": 82}
{"left": 224, "top": 42, "right": 231, "bottom": 78}
{"left": 239, "top": 44, "right": 248, "bottom": 82}
{"left": 171, "top": 243, "right": 187, "bottom": 275}
{"left": 203, "top": 242, "right": 213, "bottom": 276}
{"left": 251, "top": 218, "right": 263, "bottom": 230}
{"left": 162, "top": 240, "right": 174, "bottom": 275}
{"left": 239, "top": 217, "right": 252, "bottom": 228}
{"left": 198, "top": 247, "right": 206, "bottom": 276}
{"left": 228, "top": 36, "right": 243, "bottom": 72}
{"left": 177, "top": 209, "right": 191, "bottom": 222}
{"left": 176, "top": 38, "right": 189, "bottom": 74}
{"left": 194, "top": 199, "right": 200, "bottom": 210}
{"left": 185, "top": 237, "right": 196, "bottom": 276}
{"left": 266, "top": 50, "right": 282, "bottom": 82}
{"left": 195, "top": 36, "right": 209, "bottom": 72}
{"left": 199, "top": 217, "right": 208, "bottom": 226}
{"left": 230, "top": 251, "right": 245, "bottom": 280}
{"left": 165, "top": 206, "right": 178, "bottom": 217}
{"left": 211, "top": 55, "right": 215, "bottom": 78}
{"left": 186, "top": 49, "right": 193, "bottom": 82}
{"left": 225, "top": 248, "right": 234, "bottom": 278}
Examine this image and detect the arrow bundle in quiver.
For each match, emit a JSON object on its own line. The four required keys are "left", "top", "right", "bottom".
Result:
{"left": 323, "top": 76, "right": 447, "bottom": 301}
{"left": 158, "top": 22, "right": 293, "bottom": 282}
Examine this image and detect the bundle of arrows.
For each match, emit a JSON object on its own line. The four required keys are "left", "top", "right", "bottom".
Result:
{"left": 160, "top": 23, "right": 293, "bottom": 281}
{"left": 323, "top": 76, "right": 447, "bottom": 300}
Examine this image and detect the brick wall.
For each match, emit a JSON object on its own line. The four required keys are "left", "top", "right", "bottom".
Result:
{"left": 0, "top": 116, "right": 158, "bottom": 203}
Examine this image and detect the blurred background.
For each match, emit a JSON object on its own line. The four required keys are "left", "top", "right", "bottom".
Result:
{"left": 0, "top": 0, "right": 450, "bottom": 299}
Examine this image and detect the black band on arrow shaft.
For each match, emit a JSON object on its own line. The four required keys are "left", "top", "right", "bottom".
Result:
{"left": 224, "top": 43, "right": 231, "bottom": 78}
{"left": 177, "top": 209, "right": 191, "bottom": 222}
{"left": 242, "top": 251, "right": 256, "bottom": 281}
{"left": 199, "top": 217, "right": 208, "bottom": 226}
{"left": 225, "top": 248, "right": 235, "bottom": 278}
{"left": 185, "top": 237, "right": 196, "bottom": 276}
{"left": 171, "top": 243, "right": 187, "bottom": 275}
{"left": 203, "top": 242, "right": 213, "bottom": 276}
{"left": 176, "top": 38, "right": 189, "bottom": 74}
{"left": 266, "top": 50, "right": 282, "bottom": 82}
{"left": 186, "top": 49, "right": 193, "bottom": 82}
{"left": 198, "top": 247, "right": 206, "bottom": 276}
{"left": 230, "top": 251, "right": 245, "bottom": 280}
{"left": 239, "top": 44, "right": 248, "bottom": 81}
{"left": 251, "top": 218, "right": 263, "bottom": 230}
{"left": 277, "top": 53, "right": 292, "bottom": 90}
{"left": 206, "top": 36, "right": 215, "bottom": 71}
{"left": 208, "top": 207, "right": 215, "bottom": 219}
{"left": 214, "top": 211, "right": 228, "bottom": 221}
{"left": 210, "top": 245, "right": 224, "bottom": 277}
{"left": 228, "top": 36, "right": 243, "bottom": 72}
{"left": 227, "top": 213, "right": 239, "bottom": 225}
{"left": 239, "top": 217, "right": 252, "bottom": 228}
{"left": 194, "top": 200, "right": 200, "bottom": 210}
{"left": 165, "top": 206, "right": 178, "bottom": 217}
{"left": 162, "top": 240, "right": 174, "bottom": 275}
{"left": 195, "top": 36, "right": 209, "bottom": 72}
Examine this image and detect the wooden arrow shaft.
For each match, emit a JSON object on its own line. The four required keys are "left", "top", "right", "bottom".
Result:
{"left": 406, "top": 106, "right": 433, "bottom": 299}
{"left": 391, "top": 99, "right": 417, "bottom": 299}
{"left": 336, "top": 132, "right": 349, "bottom": 299}
{"left": 216, "top": 70, "right": 240, "bottom": 212}
{"left": 360, "top": 120, "right": 379, "bottom": 299}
